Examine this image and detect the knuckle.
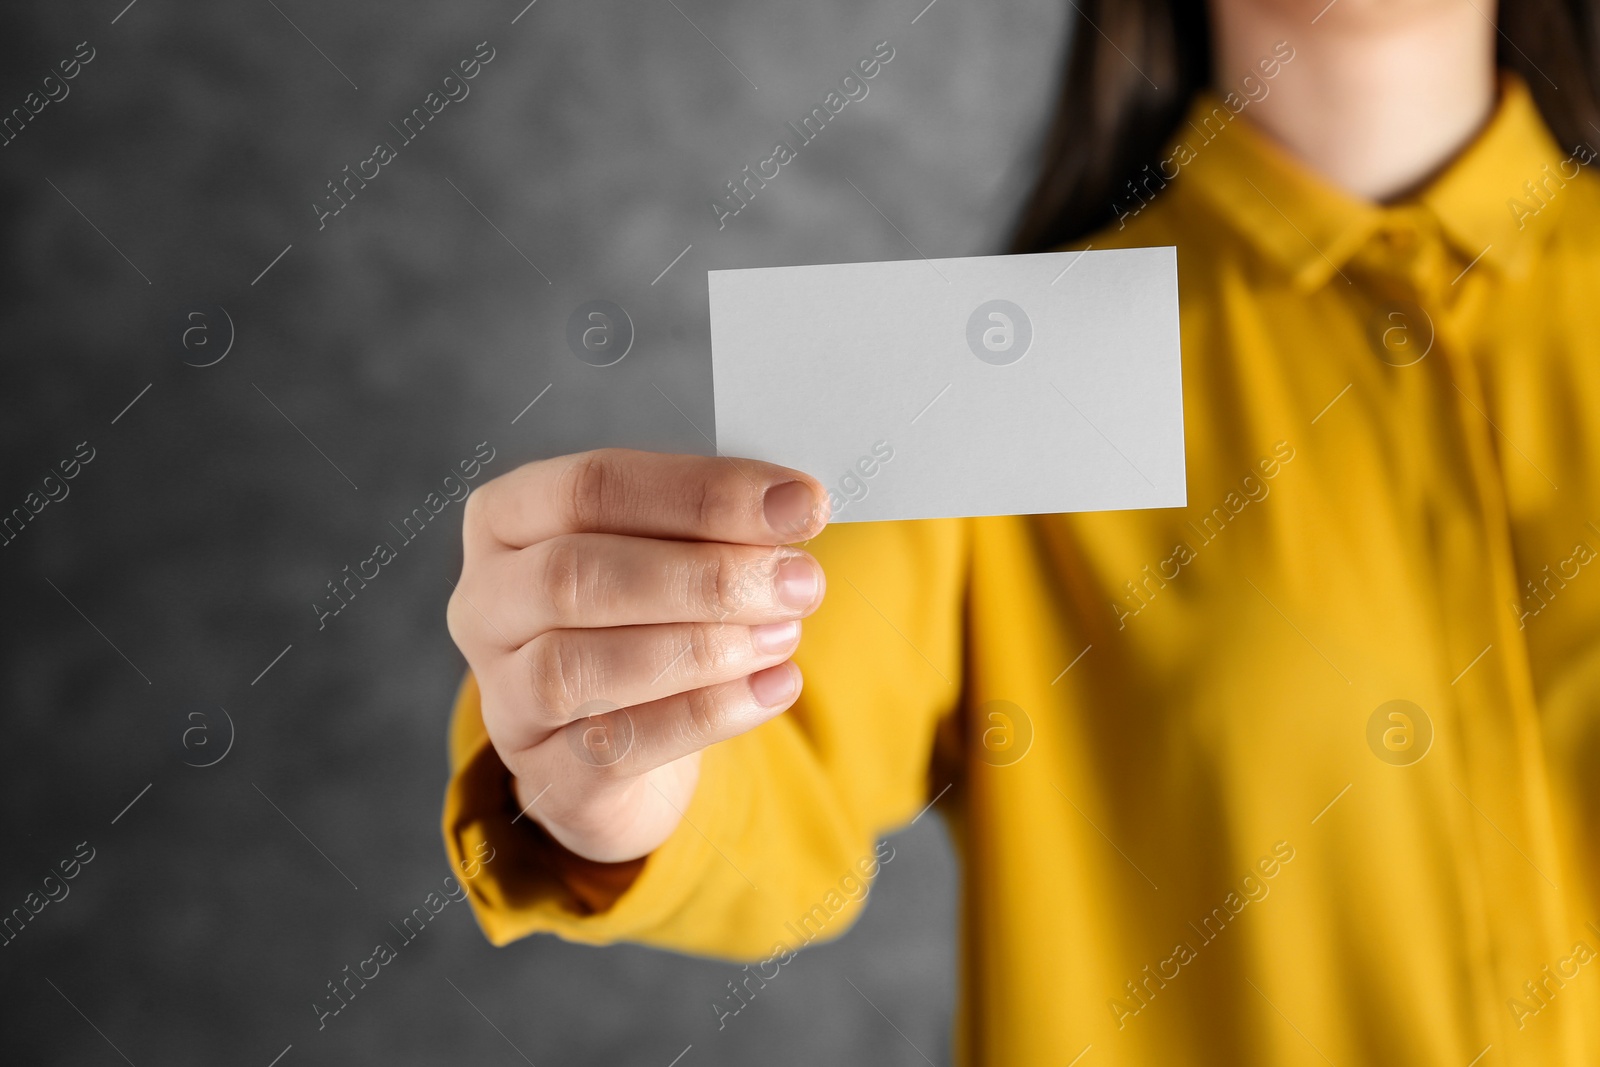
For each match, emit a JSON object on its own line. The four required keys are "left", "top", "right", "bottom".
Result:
{"left": 448, "top": 585, "right": 476, "bottom": 652}
{"left": 446, "top": 568, "right": 498, "bottom": 653}
{"left": 462, "top": 462, "right": 524, "bottom": 543}
{"left": 691, "top": 470, "right": 741, "bottom": 533}
{"left": 698, "top": 553, "right": 733, "bottom": 620}
{"left": 445, "top": 587, "right": 474, "bottom": 648}
{"left": 566, "top": 707, "right": 637, "bottom": 777}
{"left": 538, "top": 535, "right": 588, "bottom": 623}
{"left": 461, "top": 482, "right": 489, "bottom": 539}
{"left": 683, "top": 624, "right": 737, "bottom": 677}
{"left": 557, "top": 450, "right": 622, "bottom": 532}
{"left": 676, "top": 686, "right": 726, "bottom": 749}
{"left": 706, "top": 552, "right": 772, "bottom": 620}
{"left": 525, "top": 633, "right": 584, "bottom": 718}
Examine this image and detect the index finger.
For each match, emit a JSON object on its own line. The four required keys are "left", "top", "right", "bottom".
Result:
{"left": 467, "top": 448, "right": 831, "bottom": 550}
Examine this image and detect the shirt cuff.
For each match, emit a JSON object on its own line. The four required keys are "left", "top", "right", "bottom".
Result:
{"left": 441, "top": 731, "right": 735, "bottom": 948}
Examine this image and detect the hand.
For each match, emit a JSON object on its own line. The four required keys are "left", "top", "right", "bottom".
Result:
{"left": 447, "top": 449, "right": 830, "bottom": 863}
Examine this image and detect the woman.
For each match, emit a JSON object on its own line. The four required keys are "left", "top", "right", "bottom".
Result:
{"left": 443, "top": 0, "right": 1600, "bottom": 1061}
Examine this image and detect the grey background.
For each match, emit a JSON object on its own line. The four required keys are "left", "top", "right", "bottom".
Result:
{"left": 0, "top": 1, "right": 1068, "bottom": 1062}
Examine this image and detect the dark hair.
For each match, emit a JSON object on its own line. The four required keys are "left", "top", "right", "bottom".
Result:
{"left": 1008, "top": 0, "right": 1600, "bottom": 253}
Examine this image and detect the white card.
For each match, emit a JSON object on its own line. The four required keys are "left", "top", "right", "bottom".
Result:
{"left": 708, "top": 247, "right": 1185, "bottom": 523}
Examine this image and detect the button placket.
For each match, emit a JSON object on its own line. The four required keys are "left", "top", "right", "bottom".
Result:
{"left": 1417, "top": 241, "right": 1575, "bottom": 1063}
{"left": 1345, "top": 208, "right": 1569, "bottom": 1058}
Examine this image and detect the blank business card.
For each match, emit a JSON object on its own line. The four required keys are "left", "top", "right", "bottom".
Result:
{"left": 709, "top": 247, "right": 1185, "bottom": 523}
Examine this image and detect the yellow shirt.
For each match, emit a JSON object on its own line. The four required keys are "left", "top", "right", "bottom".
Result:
{"left": 443, "top": 76, "right": 1600, "bottom": 1065}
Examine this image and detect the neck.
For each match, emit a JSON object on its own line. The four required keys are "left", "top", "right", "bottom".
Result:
{"left": 1209, "top": 2, "right": 1499, "bottom": 202}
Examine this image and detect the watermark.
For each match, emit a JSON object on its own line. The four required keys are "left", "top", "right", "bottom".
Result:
{"left": 1508, "top": 142, "right": 1597, "bottom": 230}
{"left": 181, "top": 706, "right": 236, "bottom": 768}
{"left": 1, "top": 41, "right": 97, "bottom": 149}
{"left": 1108, "top": 840, "right": 1295, "bottom": 1029}
{"left": 1370, "top": 304, "right": 1433, "bottom": 367}
{"left": 1113, "top": 41, "right": 1295, "bottom": 229}
{"left": 565, "top": 300, "right": 633, "bottom": 366}
{"left": 709, "top": 41, "right": 896, "bottom": 229}
{"left": 312, "top": 441, "right": 496, "bottom": 629}
{"left": 564, "top": 699, "right": 633, "bottom": 767}
{"left": 1, "top": 841, "right": 97, "bottom": 949}
{"left": 711, "top": 840, "right": 897, "bottom": 1030}
{"left": 1, "top": 440, "right": 97, "bottom": 549}
{"left": 966, "top": 300, "right": 1032, "bottom": 365}
{"left": 1508, "top": 922, "right": 1600, "bottom": 1031}
{"left": 313, "top": 41, "right": 498, "bottom": 230}
{"left": 975, "top": 699, "right": 1032, "bottom": 767}
{"left": 1510, "top": 524, "right": 1599, "bottom": 629}
{"left": 1365, "top": 700, "right": 1432, "bottom": 766}
{"left": 821, "top": 439, "right": 894, "bottom": 519}
{"left": 178, "top": 305, "right": 235, "bottom": 367}
{"left": 309, "top": 860, "right": 492, "bottom": 1031}
{"left": 1114, "top": 440, "right": 1296, "bottom": 628}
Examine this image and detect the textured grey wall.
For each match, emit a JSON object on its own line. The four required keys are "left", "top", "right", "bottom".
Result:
{"left": 0, "top": 1, "right": 1068, "bottom": 1062}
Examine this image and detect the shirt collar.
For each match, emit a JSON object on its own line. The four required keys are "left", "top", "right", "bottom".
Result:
{"left": 1171, "top": 73, "right": 1573, "bottom": 292}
